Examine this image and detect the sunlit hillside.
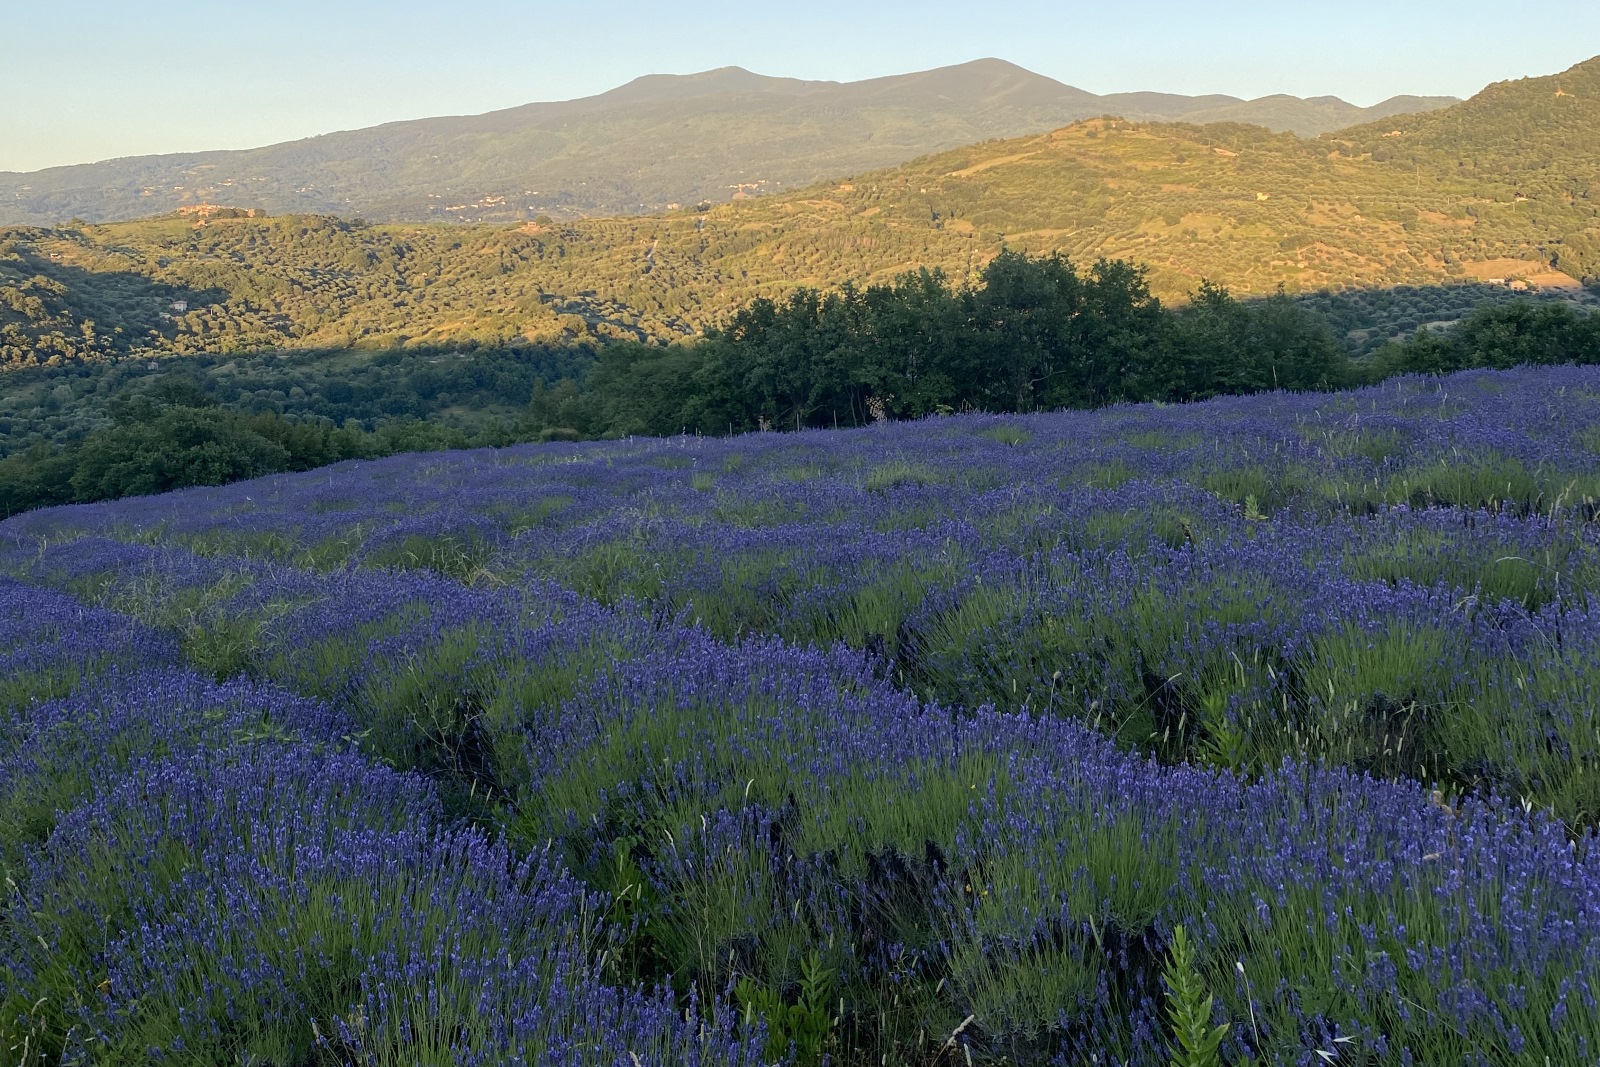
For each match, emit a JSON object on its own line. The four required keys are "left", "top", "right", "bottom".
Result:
{"left": 2, "top": 57, "right": 1596, "bottom": 367}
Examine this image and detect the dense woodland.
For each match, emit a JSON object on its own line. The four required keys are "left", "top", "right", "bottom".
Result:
{"left": 526, "top": 253, "right": 1600, "bottom": 439}
{"left": 0, "top": 341, "right": 595, "bottom": 457}
{"left": 530, "top": 254, "right": 1343, "bottom": 437}
{"left": 0, "top": 343, "right": 597, "bottom": 516}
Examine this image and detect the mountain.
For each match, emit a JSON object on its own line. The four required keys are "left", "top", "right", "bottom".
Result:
{"left": 1114, "top": 92, "right": 1457, "bottom": 132}
{"left": 0, "top": 60, "right": 1455, "bottom": 226}
{"left": 3, "top": 56, "right": 1594, "bottom": 370}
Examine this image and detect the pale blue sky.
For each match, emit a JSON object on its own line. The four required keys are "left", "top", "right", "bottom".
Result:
{"left": 6, "top": 0, "right": 1599, "bottom": 172}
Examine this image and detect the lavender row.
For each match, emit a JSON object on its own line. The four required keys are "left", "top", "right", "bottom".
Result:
{"left": 8, "top": 536, "right": 1598, "bottom": 1063}
{"left": 0, "top": 585, "right": 766, "bottom": 1066}
{"left": 10, "top": 467, "right": 1600, "bottom": 820}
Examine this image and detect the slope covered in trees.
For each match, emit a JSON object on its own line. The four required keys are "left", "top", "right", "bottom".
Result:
{"left": 0, "top": 60, "right": 1455, "bottom": 226}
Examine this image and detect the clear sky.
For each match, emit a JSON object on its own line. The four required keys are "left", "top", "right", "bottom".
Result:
{"left": 6, "top": 0, "right": 1599, "bottom": 173}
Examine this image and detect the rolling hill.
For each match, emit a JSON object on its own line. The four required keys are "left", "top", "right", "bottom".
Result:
{"left": 0, "top": 59, "right": 1454, "bottom": 226}
{"left": 2, "top": 56, "right": 1596, "bottom": 371}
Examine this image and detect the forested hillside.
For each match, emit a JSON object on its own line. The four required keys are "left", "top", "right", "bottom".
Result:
{"left": 0, "top": 60, "right": 1454, "bottom": 226}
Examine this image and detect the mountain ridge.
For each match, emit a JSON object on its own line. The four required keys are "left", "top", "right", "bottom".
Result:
{"left": 0, "top": 59, "right": 1454, "bottom": 226}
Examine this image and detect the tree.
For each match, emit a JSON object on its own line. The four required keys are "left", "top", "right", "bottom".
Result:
{"left": 967, "top": 249, "right": 1083, "bottom": 412}
{"left": 71, "top": 408, "right": 289, "bottom": 501}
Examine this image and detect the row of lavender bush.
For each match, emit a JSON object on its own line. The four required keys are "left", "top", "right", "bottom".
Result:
{"left": 0, "top": 579, "right": 764, "bottom": 1065}
{"left": 4, "top": 366, "right": 1600, "bottom": 1064}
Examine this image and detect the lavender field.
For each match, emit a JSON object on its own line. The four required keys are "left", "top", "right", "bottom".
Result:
{"left": 5, "top": 365, "right": 1600, "bottom": 1066}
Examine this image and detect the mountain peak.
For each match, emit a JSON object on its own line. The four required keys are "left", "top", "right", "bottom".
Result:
{"left": 949, "top": 57, "right": 1043, "bottom": 75}
{"left": 594, "top": 66, "right": 832, "bottom": 108}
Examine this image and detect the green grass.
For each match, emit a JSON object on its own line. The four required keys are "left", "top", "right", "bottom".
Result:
{"left": 863, "top": 461, "right": 941, "bottom": 492}
{"left": 363, "top": 531, "right": 498, "bottom": 583}
{"left": 1383, "top": 454, "right": 1600, "bottom": 515}
{"left": 977, "top": 424, "right": 1032, "bottom": 447}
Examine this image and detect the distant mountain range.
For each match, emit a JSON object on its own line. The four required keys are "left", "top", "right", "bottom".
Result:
{"left": 0, "top": 59, "right": 1455, "bottom": 226}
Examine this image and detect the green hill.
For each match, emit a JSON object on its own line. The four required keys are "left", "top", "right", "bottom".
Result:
{"left": 1336, "top": 55, "right": 1600, "bottom": 167}
{"left": 1329, "top": 55, "right": 1600, "bottom": 286}
{"left": 0, "top": 60, "right": 1453, "bottom": 226}
{"left": 2, "top": 56, "right": 1596, "bottom": 371}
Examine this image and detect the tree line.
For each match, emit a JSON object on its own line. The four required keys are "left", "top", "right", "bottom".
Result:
{"left": 528, "top": 251, "right": 1352, "bottom": 438}
{"left": 0, "top": 340, "right": 595, "bottom": 459}
{"left": 0, "top": 376, "right": 525, "bottom": 517}
{"left": 1365, "top": 298, "right": 1600, "bottom": 377}
{"left": 527, "top": 253, "right": 1598, "bottom": 440}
